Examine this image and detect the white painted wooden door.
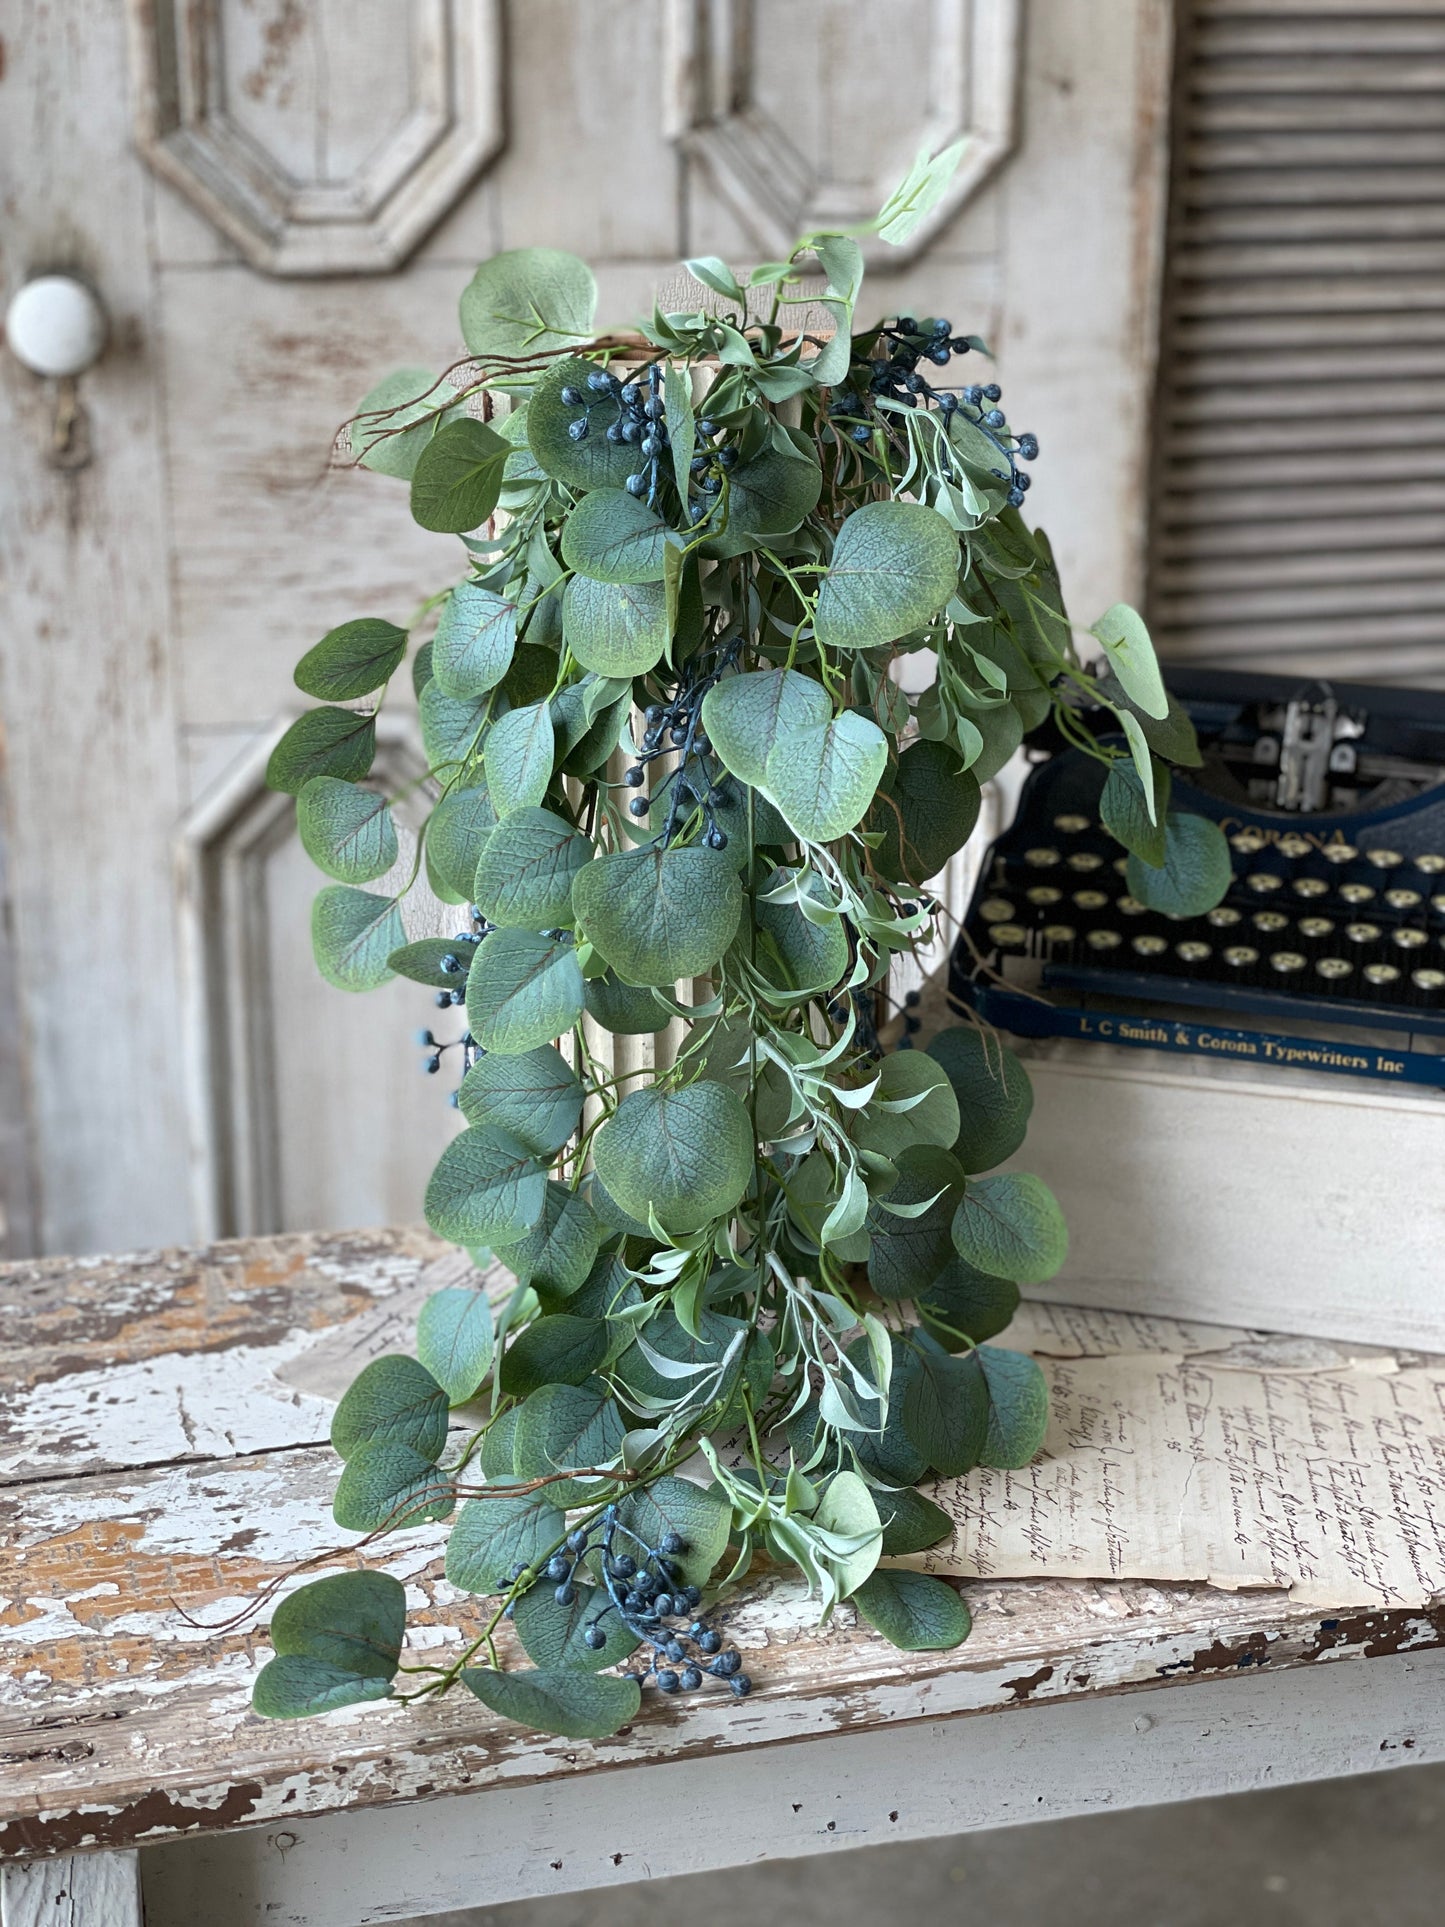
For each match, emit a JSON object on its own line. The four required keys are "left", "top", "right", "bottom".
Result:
{"left": 0, "top": 0, "right": 1174, "bottom": 1259}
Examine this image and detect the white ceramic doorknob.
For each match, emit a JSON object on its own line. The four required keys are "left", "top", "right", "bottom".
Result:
{"left": 5, "top": 274, "right": 108, "bottom": 378}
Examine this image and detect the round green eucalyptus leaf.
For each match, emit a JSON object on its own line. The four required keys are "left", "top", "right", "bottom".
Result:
{"left": 512, "top": 1580, "right": 640, "bottom": 1672}
{"left": 708, "top": 434, "right": 822, "bottom": 543}
{"left": 446, "top": 1492, "right": 556, "bottom": 1593}
{"left": 258, "top": 1568, "right": 405, "bottom": 1702}
{"left": 332, "top": 1439, "right": 453, "bottom": 1534}
{"left": 550, "top": 679, "right": 633, "bottom": 778}
{"left": 559, "top": 488, "right": 669, "bottom": 583}
{"left": 583, "top": 970, "right": 670, "bottom": 1034}
{"left": 466, "top": 929, "right": 585, "bottom": 1054}
{"left": 875, "top": 739, "right": 981, "bottom": 885}
{"left": 527, "top": 358, "right": 638, "bottom": 491}
{"left": 876, "top": 1486, "right": 954, "bottom": 1558}
{"left": 751, "top": 868, "right": 849, "bottom": 1001}
{"left": 572, "top": 846, "right": 742, "bottom": 987}
{"left": 431, "top": 584, "right": 518, "bottom": 702}
{"left": 484, "top": 700, "right": 555, "bottom": 814}
{"left": 297, "top": 779, "right": 398, "bottom": 884}
{"left": 494, "top": 1181, "right": 602, "bottom": 1299}
{"left": 416, "top": 1287, "right": 495, "bottom": 1405}
{"left": 458, "top": 1044, "right": 583, "bottom": 1157}
{"left": 267, "top": 708, "right": 376, "bottom": 795}
{"left": 701, "top": 666, "right": 830, "bottom": 788}
{"left": 582, "top": 1171, "right": 652, "bottom": 1241}
{"left": 409, "top": 418, "right": 510, "bottom": 535}
{"left": 461, "top": 1665, "right": 640, "bottom": 1741}
{"left": 311, "top": 886, "right": 404, "bottom": 992}
{"left": 351, "top": 368, "right": 461, "bottom": 481}
{"left": 420, "top": 681, "right": 490, "bottom": 771}
{"left": 865, "top": 1144, "right": 964, "bottom": 1300}
{"left": 852, "top": 1051, "right": 961, "bottom": 1159}
{"left": 925, "top": 1025, "right": 1033, "bottom": 1174}
{"left": 814, "top": 500, "right": 960, "bottom": 652}
{"left": 513, "top": 1377, "right": 628, "bottom": 1508}
{"left": 424, "top": 1123, "right": 547, "bottom": 1246}
{"left": 472, "top": 808, "right": 591, "bottom": 930}
{"left": 331, "top": 1355, "right": 449, "bottom": 1463}
{"left": 499, "top": 1313, "right": 609, "bottom": 1398}
{"left": 763, "top": 709, "right": 888, "bottom": 843}
{"left": 951, "top": 1172, "right": 1068, "bottom": 1285}
{"left": 387, "top": 936, "right": 480, "bottom": 988}
{"left": 459, "top": 248, "right": 597, "bottom": 359}
{"left": 295, "top": 619, "right": 408, "bottom": 702}
{"left": 1126, "top": 811, "right": 1232, "bottom": 918}
{"left": 976, "top": 1345, "right": 1050, "bottom": 1468}
{"left": 426, "top": 784, "right": 498, "bottom": 902}
{"left": 916, "top": 1256, "right": 1020, "bottom": 1351}
{"left": 900, "top": 1340, "right": 989, "bottom": 1477}
{"left": 854, "top": 1569, "right": 971, "bottom": 1652}
{"left": 562, "top": 573, "right": 669, "bottom": 678}
{"left": 593, "top": 1081, "right": 752, "bottom": 1235}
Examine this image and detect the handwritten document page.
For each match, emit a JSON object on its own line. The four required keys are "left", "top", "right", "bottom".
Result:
{"left": 910, "top": 1302, "right": 1445, "bottom": 1608}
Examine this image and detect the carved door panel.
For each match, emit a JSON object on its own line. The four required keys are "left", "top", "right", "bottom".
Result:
{"left": 0, "top": 0, "right": 1173, "bottom": 1258}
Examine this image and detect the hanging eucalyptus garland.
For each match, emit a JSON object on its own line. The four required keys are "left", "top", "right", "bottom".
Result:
{"left": 250, "top": 147, "right": 1217, "bottom": 1741}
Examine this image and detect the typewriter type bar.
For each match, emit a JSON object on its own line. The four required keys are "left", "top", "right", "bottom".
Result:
{"left": 951, "top": 669, "right": 1445, "bottom": 1092}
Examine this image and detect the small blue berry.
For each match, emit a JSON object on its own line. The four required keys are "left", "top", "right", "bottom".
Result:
{"left": 567, "top": 1529, "right": 589, "bottom": 1553}
{"left": 985, "top": 408, "right": 1006, "bottom": 428}
{"left": 729, "top": 1673, "right": 752, "bottom": 1698}
{"left": 928, "top": 345, "right": 951, "bottom": 366}
{"left": 606, "top": 421, "right": 625, "bottom": 443}
{"left": 1015, "top": 471, "right": 1031, "bottom": 491}
{"left": 653, "top": 1593, "right": 674, "bottom": 1616}
{"left": 560, "top": 385, "right": 584, "bottom": 406}
{"left": 555, "top": 1582, "right": 576, "bottom": 1606}
{"left": 696, "top": 418, "right": 717, "bottom": 436}
{"left": 583, "top": 1625, "right": 607, "bottom": 1651}
{"left": 705, "top": 827, "right": 728, "bottom": 851}
{"left": 1017, "top": 433, "right": 1039, "bottom": 460}
{"left": 897, "top": 317, "right": 918, "bottom": 335}
{"left": 983, "top": 383, "right": 1002, "bottom": 401}
{"left": 680, "top": 1665, "right": 703, "bottom": 1690}
{"left": 718, "top": 445, "right": 739, "bottom": 469}
{"left": 611, "top": 1553, "right": 637, "bottom": 1578}
{"left": 567, "top": 418, "right": 589, "bottom": 443}
{"left": 586, "top": 371, "right": 614, "bottom": 393}
{"left": 851, "top": 424, "right": 871, "bottom": 443}
{"left": 625, "top": 765, "right": 645, "bottom": 787}
{"left": 625, "top": 472, "right": 647, "bottom": 495}
{"left": 629, "top": 796, "right": 649, "bottom": 817}
{"left": 508, "top": 1562, "right": 528, "bottom": 1582}
{"left": 546, "top": 1554, "right": 570, "bottom": 1582}
{"left": 424, "top": 1055, "right": 441, "bottom": 1075}
{"left": 665, "top": 1639, "right": 687, "bottom": 1662}
{"left": 656, "top": 1669, "right": 680, "bottom": 1693}
{"left": 932, "top": 316, "right": 952, "bottom": 336}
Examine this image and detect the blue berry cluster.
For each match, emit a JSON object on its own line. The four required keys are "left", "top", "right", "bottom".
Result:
{"left": 513, "top": 1502, "right": 752, "bottom": 1699}
{"left": 415, "top": 908, "right": 489, "bottom": 1086}
{"left": 560, "top": 364, "right": 670, "bottom": 506}
{"left": 833, "top": 316, "right": 1039, "bottom": 508}
{"left": 627, "top": 637, "right": 744, "bottom": 850}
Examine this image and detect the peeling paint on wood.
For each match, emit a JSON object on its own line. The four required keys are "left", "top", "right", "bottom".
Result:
{"left": 4, "top": 1228, "right": 1445, "bottom": 1866}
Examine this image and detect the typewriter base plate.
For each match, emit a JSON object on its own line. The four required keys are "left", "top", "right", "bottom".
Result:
{"left": 978, "top": 1030, "right": 1445, "bottom": 1351}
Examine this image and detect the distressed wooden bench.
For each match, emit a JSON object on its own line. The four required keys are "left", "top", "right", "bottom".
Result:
{"left": 4, "top": 1229, "right": 1445, "bottom": 1927}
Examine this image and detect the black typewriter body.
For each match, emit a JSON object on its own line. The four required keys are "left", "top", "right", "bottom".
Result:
{"left": 949, "top": 668, "right": 1445, "bottom": 1090}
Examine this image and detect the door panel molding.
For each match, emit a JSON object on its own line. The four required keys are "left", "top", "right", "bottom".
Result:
{"left": 127, "top": 1, "right": 506, "bottom": 275}
{"left": 663, "top": 0, "right": 1022, "bottom": 261}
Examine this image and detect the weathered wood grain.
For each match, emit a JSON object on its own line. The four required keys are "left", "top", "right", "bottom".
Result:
{"left": 0, "top": 1848, "right": 141, "bottom": 1927}
{"left": 3, "top": 1228, "right": 1444, "bottom": 1867}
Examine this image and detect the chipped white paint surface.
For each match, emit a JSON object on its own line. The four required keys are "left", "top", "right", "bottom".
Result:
{"left": 3, "top": 1226, "right": 1444, "bottom": 1925}
{"left": 1, "top": 1849, "right": 141, "bottom": 1927}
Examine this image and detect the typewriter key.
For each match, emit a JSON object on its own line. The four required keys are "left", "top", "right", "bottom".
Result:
{"left": 1365, "top": 849, "right": 1405, "bottom": 871}
{"left": 1025, "top": 885, "right": 1064, "bottom": 907}
{"left": 1339, "top": 882, "right": 1377, "bottom": 907}
{"left": 1023, "top": 847, "right": 1061, "bottom": 869}
{"left": 1346, "top": 921, "right": 1382, "bottom": 946}
{"left": 1176, "top": 940, "right": 1212, "bottom": 965}
{"left": 1364, "top": 963, "right": 1401, "bottom": 989}
{"left": 1223, "top": 945, "right": 1259, "bottom": 970}
{"left": 1431, "top": 895, "right": 1445, "bottom": 916}
{"left": 1245, "top": 871, "right": 1284, "bottom": 894}
{"left": 1252, "top": 910, "right": 1289, "bottom": 935}
{"left": 1086, "top": 929, "right": 1124, "bottom": 952}
{"left": 1131, "top": 933, "right": 1168, "bottom": 958}
{"left": 979, "top": 897, "right": 1016, "bottom": 923}
{"left": 1316, "top": 958, "right": 1354, "bottom": 982}
{"left": 1268, "top": 951, "right": 1307, "bottom": 977}
{"left": 1112, "top": 856, "right": 1130, "bottom": 878}
{"left": 1320, "top": 843, "right": 1357, "bottom": 866}
{"left": 1391, "top": 927, "right": 1429, "bottom": 952}
{"left": 991, "top": 923, "right": 1028, "bottom": 951}
{"left": 1118, "top": 895, "right": 1149, "bottom": 918}
{"left": 1298, "top": 917, "right": 1335, "bottom": 941}
{"left": 1207, "top": 905, "right": 1243, "bottom": 928}
{"left": 1230, "top": 829, "right": 1266, "bottom": 855}
{"left": 1053, "top": 813, "right": 1091, "bottom": 835}
{"left": 1291, "top": 877, "right": 1330, "bottom": 900}
{"left": 1042, "top": 923, "right": 1077, "bottom": 949}
{"left": 1412, "top": 969, "right": 1445, "bottom": 994}
{"left": 1385, "top": 888, "right": 1423, "bottom": 911}
{"left": 1277, "top": 834, "right": 1313, "bottom": 860}
{"left": 1415, "top": 854, "right": 1445, "bottom": 875}
{"left": 1073, "top": 889, "right": 1110, "bottom": 912}
{"left": 1066, "top": 851, "right": 1105, "bottom": 874}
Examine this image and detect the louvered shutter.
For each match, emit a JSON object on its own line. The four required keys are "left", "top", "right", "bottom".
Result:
{"left": 1147, "top": 0, "right": 1445, "bottom": 683}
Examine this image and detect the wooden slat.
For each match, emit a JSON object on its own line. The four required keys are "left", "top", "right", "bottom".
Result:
{"left": 1148, "top": 2, "right": 1445, "bottom": 677}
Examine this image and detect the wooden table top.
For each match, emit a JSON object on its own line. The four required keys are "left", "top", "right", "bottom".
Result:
{"left": 4, "top": 1227, "right": 1442, "bottom": 1864}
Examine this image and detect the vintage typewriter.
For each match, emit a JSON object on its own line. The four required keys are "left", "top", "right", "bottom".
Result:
{"left": 950, "top": 668, "right": 1445, "bottom": 1091}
